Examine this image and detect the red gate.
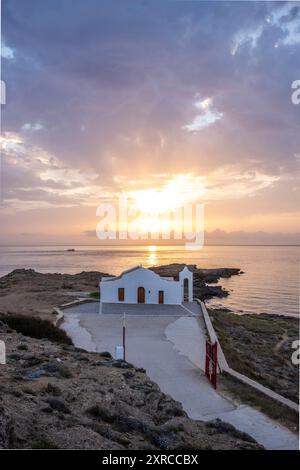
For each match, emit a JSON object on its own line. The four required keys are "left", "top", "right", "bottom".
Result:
{"left": 205, "top": 341, "right": 218, "bottom": 389}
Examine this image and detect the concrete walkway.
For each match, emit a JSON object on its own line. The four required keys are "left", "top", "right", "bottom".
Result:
{"left": 61, "top": 302, "right": 298, "bottom": 450}
{"left": 101, "top": 302, "right": 199, "bottom": 316}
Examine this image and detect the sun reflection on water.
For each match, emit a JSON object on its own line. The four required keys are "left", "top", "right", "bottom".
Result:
{"left": 146, "top": 245, "right": 157, "bottom": 266}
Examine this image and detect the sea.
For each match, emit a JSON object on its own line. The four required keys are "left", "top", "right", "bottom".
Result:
{"left": 0, "top": 245, "right": 298, "bottom": 317}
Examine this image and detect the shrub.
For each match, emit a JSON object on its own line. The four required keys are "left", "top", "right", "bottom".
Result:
{"left": 0, "top": 314, "right": 72, "bottom": 345}
{"left": 86, "top": 404, "right": 115, "bottom": 422}
{"left": 89, "top": 291, "right": 100, "bottom": 299}
{"left": 31, "top": 439, "right": 59, "bottom": 449}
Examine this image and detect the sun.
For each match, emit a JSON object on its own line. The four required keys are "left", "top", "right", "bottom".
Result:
{"left": 148, "top": 245, "right": 157, "bottom": 252}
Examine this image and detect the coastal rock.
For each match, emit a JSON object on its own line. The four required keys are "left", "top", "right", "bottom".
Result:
{"left": 0, "top": 319, "right": 262, "bottom": 450}
{"left": 206, "top": 419, "right": 256, "bottom": 443}
{"left": 46, "top": 398, "right": 71, "bottom": 414}
{"left": 151, "top": 264, "right": 240, "bottom": 300}
{"left": 22, "top": 361, "right": 73, "bottom": 381}
{"left": 0, "top": 411, "right": 16, "bottom": 448}
{"left": 45, "top": 383, "right": 62, "bottom": 396}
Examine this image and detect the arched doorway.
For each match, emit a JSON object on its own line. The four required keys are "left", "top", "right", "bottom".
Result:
{"left": 183, "top": 278, "right": 189, "bottom": 301}
{"left": 137, "top": 286, "right": 145, "bottom": 303}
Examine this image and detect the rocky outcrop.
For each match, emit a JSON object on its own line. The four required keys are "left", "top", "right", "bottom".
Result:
{"left": 0, "top": 321, "right": 262, "bottom": 450}
{"left": 151, "top": 264, "right": 241, "bottom": 300}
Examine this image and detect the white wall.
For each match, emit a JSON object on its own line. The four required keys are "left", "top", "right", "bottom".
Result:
{"left": 179, "top": 266, "right": 193, "bottom": 302}
{"left": 100, "top": 267, "right": 185, "bottom": 305}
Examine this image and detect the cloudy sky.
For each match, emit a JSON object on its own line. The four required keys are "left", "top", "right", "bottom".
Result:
{"left": 1, "top": 0, "right": 299, "bottom": 245}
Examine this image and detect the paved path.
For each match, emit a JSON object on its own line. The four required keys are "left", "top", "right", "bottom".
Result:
{"left": 62, "top": 301, "right": 199, "bottom": 316}
{"left": 62, "top": 302, "right": 200, "bottom": 317}
{"left": 101, "top": 302, "right": 199, "bottom": 315}
{"left": 61, "top": 302, "right": 298, "bottom": 450}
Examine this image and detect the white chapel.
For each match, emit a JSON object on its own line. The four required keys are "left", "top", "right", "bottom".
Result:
{"left": 99, "top": 266, "right": 193, "bottom": 307}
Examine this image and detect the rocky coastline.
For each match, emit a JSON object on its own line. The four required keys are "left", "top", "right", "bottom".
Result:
{"left": 151, "top": 263, "right": 241, "bottom": 300}
{"left": 0, "top": 265, "right": 297, "bottom": 449}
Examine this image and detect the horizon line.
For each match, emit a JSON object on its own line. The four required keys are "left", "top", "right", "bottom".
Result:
{"left": 0, "top": 243, "right": 299, "bottom": 248}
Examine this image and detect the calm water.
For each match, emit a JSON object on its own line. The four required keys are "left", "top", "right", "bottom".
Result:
{"left": 0, "top": 245, "right": 298, "bottom": 317}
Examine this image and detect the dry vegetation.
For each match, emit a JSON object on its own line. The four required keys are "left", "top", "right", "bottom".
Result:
{"left": 208, "top": 308, "right": 299, "bottom": 403}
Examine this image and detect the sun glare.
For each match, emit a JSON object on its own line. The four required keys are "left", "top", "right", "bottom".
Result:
{"left": 128, "top": 174, "right": 205, "bottom": 215}
{"left": 123, "top": 174, "right": 206, "bottom": 238}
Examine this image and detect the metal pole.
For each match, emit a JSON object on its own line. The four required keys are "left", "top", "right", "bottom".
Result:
{"left": 123, "top": 313, "right": 126, "bottom": 361}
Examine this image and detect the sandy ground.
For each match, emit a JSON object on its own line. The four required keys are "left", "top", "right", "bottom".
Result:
{"left": 61, "top": 302, "right": 299, "bottom": 450}
{"left": 0, "top": 270, "right": 103, "bottom": 320}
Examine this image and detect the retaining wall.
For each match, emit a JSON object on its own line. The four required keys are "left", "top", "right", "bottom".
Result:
{"left": 53, "top": 298, "right": 98, "bottom": 326}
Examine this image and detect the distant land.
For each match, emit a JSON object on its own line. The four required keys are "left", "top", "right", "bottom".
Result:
{"left": 79, "top": 229, "right": 300, "bottom": 246}
{"left": 0, "top": 230, "right": 299, "bottom": 247}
